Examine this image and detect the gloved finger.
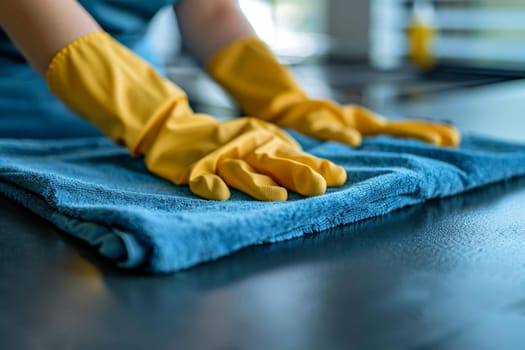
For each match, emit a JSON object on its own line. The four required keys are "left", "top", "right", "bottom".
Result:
{"left": 306, "top": 124, "right": 362, "bottom": 147}
{"left": 385, "top": 121, "right": 460, "bottom": 147}
{"left": 343, "top": 104, "right": 462, "bottom": 147}
{"left": 218, "top": 159, "right": 288, "bottom": 201}
{"left": 342, "top": 105, "right": 387, "bottom": 134}
{"left": 383, "top": 122, "right": 442, "bottom": 145}
{"left": 189, "top": 173, "right": 231, "bottom": 200}
{"left": 419, "top": 123, "right": 461, "bottom": 147}
{"left": 263, "top": 145, "right": 347, "bottom": 187}
{"left": 245, "top": 139, "right": 328, "bottom": 197}
{"left": 187, "top": 129, "right": 289, "bottom": 200}
{"left": 282, "top": 106, "right": 363, "bottom": 147}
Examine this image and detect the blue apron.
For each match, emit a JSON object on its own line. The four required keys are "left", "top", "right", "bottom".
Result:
{"left": 0, "top": 0, "right": 177, "bottom": 138}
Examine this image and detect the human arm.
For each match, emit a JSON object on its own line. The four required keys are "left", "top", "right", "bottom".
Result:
{"left": 0, "top": 0, "right": 101, "bottom": 75}
{"left": 174, "top": 0, "right": 254, "bottom": 63}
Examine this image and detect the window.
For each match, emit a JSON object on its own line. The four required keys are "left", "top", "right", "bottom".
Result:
{"left": 239, "top": 0, "right": 329, "bottom": 62}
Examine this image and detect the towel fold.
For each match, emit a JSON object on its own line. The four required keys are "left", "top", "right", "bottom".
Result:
{"left": 1, "top": 132, "right": 525, "bottom": 273}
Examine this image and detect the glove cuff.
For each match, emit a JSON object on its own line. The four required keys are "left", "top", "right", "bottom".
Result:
{"left": 206, "top": 36, "right": 308, "bottom": 123}
{"left": 47, "top": 31, "right": 190, "bottom": 155}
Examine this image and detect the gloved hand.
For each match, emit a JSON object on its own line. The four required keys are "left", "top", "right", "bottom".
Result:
{"left": 46, "top": 32, "right": 346, "bottom": 201}
{"left": 207, "top": 37, "right": 460, "bottom": 148}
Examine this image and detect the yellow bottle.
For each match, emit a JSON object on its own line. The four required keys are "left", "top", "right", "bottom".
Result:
{"left": 408, "top": 1, "right": 436, "bottom": 69}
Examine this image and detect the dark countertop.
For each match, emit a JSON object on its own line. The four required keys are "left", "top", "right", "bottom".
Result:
{"left": 2, "top": 65, "right": 525, "bottom": 350}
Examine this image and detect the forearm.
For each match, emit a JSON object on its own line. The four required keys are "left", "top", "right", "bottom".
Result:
{"left": 174, "top": 0, "right": 254, "bottom": 64}
{"left": 0, "top": 0, "right": 101, "bottom": 75}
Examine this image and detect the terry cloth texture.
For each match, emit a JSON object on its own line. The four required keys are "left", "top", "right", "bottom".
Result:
{"left": 1, "top": 132, "right": 525, "bottom": 273}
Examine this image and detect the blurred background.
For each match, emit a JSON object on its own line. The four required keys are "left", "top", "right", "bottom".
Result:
{"left": 151, "top": 0, "right": 525, "bottom": 71}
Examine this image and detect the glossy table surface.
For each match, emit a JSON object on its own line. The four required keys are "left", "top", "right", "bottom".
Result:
{"left": 2, "top": 65, "right": 525, "bottom": 350}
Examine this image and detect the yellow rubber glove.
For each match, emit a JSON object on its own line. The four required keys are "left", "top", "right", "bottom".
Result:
{"left": 207, "top": 37, "right": 460, "bottom": 148}
{"left": 46, "top": 32, "right": 346, "bottom": 201}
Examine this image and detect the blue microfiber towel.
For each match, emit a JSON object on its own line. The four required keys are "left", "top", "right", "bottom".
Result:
{"left": 1, "top": 132, "right": 525, "bottom": 273}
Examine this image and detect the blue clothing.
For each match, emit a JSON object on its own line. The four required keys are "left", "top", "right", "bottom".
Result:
{"left": 0, "top": 0, "right": 178, "bottom": 139}
{"left": 1, "top": 132, "right": 525, "bottom": 273}
{"left": 79, "top": 0, "right": 177, "bottom": 58}
{"left": 0, "top": 0, "right": 176, "bottom": 61}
